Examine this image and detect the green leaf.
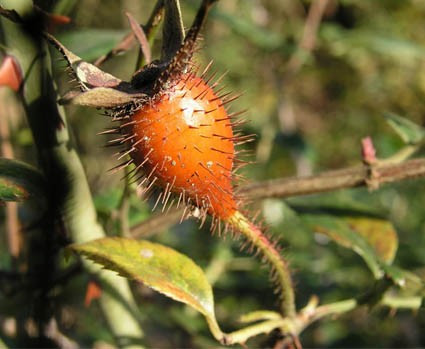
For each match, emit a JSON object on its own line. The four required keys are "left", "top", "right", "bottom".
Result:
{"left": 384, "top": 112, "right": 425, "bottom": 145}
{"left": 57, "top": 29, "right": 126, "bottom": 62}
{"left": 69, "top": 237, "right": 225, "bottom": 342}
{"left": 0, "top": 158, "right": 46, "bottom": 203}
{"left": 303, "top": 214, "right": 383, "bottom": 278}
{"left": 303, "top": 214, "right": 402, "bottom": 284}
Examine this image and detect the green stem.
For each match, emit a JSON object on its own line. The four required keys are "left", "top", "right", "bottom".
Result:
{"left": 381, "top": 295, "right": 422, "bottom": 309}
{"left": 308, "top": 299, "right": 357, "bottom": 324}
{"left": 0, "top": 3, "right": 143, "bottom": 347}
{"left": 224, "top": 319, "right": 292, "bottom": 345}
{"left": 228, "top": 211, "right": 296, "bottom": 318}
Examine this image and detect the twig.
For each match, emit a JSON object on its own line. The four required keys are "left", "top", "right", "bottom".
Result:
{"left": 285, "top": 0, "right": 330, "bottom": 78}
{"left": 240, "top": 157, "right": 425, "bottom": 200}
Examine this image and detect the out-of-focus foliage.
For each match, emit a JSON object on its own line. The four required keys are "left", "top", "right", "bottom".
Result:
{"left": 1, "top": 0, "right": 425, "bottom": 347}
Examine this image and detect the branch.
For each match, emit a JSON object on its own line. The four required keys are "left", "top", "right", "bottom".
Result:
{"left": 239, "top": 158, "right": 425, "bottom": 200}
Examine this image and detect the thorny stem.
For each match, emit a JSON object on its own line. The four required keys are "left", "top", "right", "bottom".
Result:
{"left": 228, "top": 211, "right": 296, "bottom": 319}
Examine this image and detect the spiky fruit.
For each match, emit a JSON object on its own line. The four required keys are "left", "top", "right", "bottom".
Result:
{"left": 122, "top": 74, "right": 237, "bottom": 220}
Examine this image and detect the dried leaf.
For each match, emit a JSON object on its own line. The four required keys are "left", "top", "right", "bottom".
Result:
{"left": 45, "top": 32, "right": 122, "bottom": 88}
{"left": 59, "top": 87, "right": 146, "bottom": 108}
{"left": 126, "top": 12, "right": 151, "bottom": 64}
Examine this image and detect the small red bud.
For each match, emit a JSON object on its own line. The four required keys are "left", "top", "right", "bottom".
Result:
{"left": 361, "top": 136, "right": 377, "bottom": 164}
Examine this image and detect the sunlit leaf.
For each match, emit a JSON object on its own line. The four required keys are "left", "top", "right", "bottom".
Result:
{"left": 344, "top": 217, "right": 398, "bottom": 264}
{"left": 0, "top": 158, "right": 46, "bottom": 203}
{"left": 384, "top": 112, "right": 425, "bottom": 145}
{"left": 69, "top": 237, "right": 225, "bottom": 341}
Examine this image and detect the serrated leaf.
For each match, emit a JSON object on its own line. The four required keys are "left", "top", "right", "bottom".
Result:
{"left": 0, "top": 158, "right": 46, "bottom": 203}
{"left": 59, "top": 88, "right": 146, "bottom": 108}
{"left": 69, "top": 237, "right": 225, "bottom": 341}
{"left": 384, "top": 112, "right": 425, "bottom": 145}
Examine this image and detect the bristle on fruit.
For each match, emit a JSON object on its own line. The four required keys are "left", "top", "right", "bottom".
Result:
{"left": 119, "top": 74, "right": 241, "bottom": 220}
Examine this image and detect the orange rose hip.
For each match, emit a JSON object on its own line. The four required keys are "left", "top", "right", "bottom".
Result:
{"left": 124, "top": 74, "right": 237, "bottom": 219}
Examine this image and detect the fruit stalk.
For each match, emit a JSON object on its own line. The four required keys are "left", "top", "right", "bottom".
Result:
{"left": 227, "top": 211, "right": 296, "bottom": 318}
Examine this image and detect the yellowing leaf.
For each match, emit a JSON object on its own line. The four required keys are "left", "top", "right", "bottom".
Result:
{"left": 69, "top": 237, "right": 225, "bottom": 342}
{"left": 345, "top": 217, "right": 398, "bottom": 264}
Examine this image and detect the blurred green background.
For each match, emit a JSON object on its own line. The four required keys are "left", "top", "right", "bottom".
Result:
{"left": 1, "top": 0, "right": 425, "bottom": 347}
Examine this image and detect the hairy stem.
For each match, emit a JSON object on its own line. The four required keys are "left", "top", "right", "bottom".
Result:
{"left": 227, "top": 211, "right": 296, "bottom": 318}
